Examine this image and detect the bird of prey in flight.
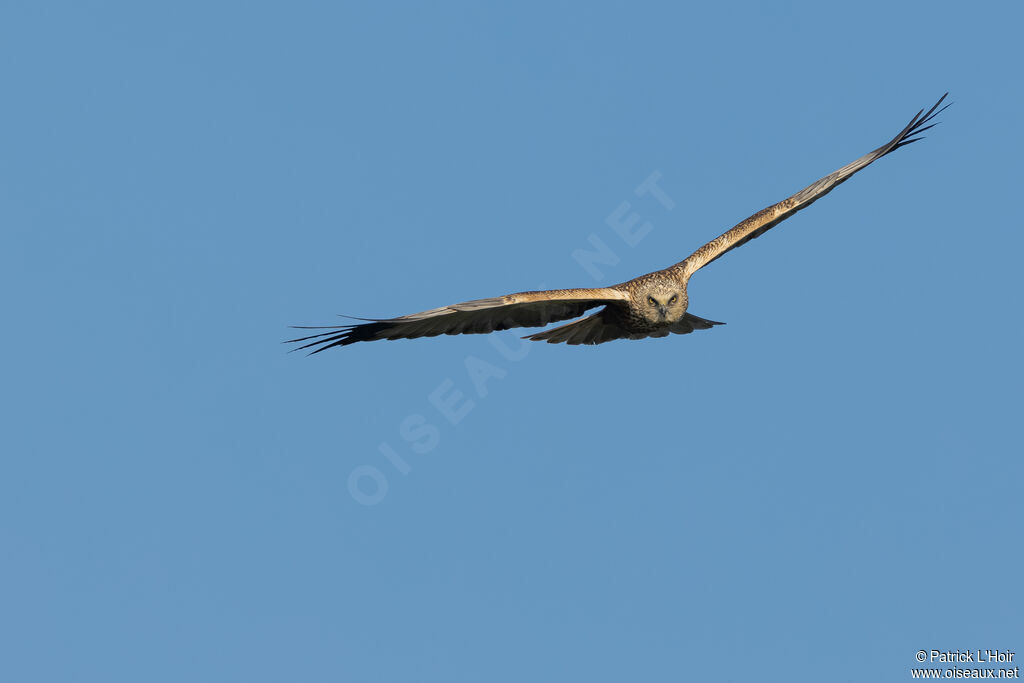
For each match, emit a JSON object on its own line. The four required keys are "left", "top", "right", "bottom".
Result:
{"left": 289, "top": 94, "right": 948, "bottom": 352}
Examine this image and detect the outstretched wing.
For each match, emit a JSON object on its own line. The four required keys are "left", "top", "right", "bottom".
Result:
{"left": 524, "top": 310, "right": 723, "bottom": 345}
{"left": 286, "top": 287, "right": 629, "bottom": 353}
{"left": 678, "top": 94, "right": 950, "bottom": 278}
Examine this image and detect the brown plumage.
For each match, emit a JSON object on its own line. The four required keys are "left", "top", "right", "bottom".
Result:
{"left": 289, "top": 94, "right": 948, "bottom": 353}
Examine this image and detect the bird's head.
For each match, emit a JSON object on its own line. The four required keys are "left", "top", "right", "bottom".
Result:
{"left": 636, "top": 279, "right": 687, "bottom": 324}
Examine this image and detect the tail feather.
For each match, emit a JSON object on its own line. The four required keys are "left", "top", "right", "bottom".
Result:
{"left": 669, "top": 312, "right": 725, "bottom": 334}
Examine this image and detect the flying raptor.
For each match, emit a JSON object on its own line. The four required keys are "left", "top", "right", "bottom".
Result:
{"left": 289, "top": 94, "right": 949, "bottom": 352}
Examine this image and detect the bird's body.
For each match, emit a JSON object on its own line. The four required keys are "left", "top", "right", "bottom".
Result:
{"left": 289, "top": 94, "right": 948, "bottom": 353}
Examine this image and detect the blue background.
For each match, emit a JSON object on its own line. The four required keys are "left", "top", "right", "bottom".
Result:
{"left": 3, "top": 2, "right": 1021, "bottom": 681}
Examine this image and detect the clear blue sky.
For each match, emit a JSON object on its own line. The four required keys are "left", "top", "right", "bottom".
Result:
{"left": 2, "top": 2, "right": 1021, "bottom": 681}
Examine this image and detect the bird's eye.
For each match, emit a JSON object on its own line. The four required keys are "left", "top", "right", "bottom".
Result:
{"left": 647, "top": 296, "right": 657, "bottom": 306}
{"left": 669, "top": 294, "right": 678, "bottom": 305}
